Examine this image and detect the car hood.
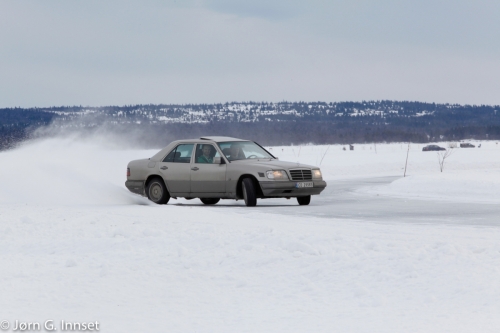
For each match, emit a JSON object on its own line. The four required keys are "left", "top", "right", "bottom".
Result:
{"left": 231, "top": 159, "right": 318, "bottom": 170}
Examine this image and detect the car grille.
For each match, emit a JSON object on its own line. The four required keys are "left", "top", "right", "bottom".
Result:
{"left": 289, "top": 169, "right": 312, "bottom": 181}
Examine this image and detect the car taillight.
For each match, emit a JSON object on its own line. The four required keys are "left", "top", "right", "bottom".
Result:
{"left": 127, "top": 168, "right": 130, "bottom": 177}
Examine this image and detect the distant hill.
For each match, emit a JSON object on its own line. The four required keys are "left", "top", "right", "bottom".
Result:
{"left": 1, "top": 101, "right": 499, "bottom": 149}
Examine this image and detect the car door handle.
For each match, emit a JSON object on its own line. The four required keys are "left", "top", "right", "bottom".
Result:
{"left": 191, "top": 167, "right": 199, "bottom": 171}
{"left": 160, "top": 166, "right": 168, "bottom": 170}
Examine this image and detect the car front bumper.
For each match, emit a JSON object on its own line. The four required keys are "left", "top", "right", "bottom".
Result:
{"left": 259, "top": 180, "right": 327, "bottom": 197}
{"left": 125, "top": 180, "right": 145, "bottom": 195}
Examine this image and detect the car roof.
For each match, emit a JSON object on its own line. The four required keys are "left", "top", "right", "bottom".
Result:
{"left": 199, "top": 136, "right": 247, "bottom": 142}
{"left": 168, "top": 137, "right": 248, "bottom": 144}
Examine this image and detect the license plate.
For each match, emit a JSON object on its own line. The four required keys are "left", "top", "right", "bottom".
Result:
{"left": 295, "top": 182, "right": 313, "bottom": 188}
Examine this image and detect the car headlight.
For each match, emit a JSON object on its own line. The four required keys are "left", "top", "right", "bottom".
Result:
{"left": 266, "top": 170, "right": 289, "bottom": 180}
{"left": 312, "top": 169, "right": 322, "bottom": 180}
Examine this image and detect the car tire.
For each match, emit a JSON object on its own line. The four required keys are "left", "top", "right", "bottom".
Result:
{"left": 200, "top": 198, "right": 220, "bottom": 205}
{"left": 242, "top": 178, "right": 257, "bottom": 207}
{"left": 146, "top": 177, "right": 170, "bottom": 204}
{"left": 297, "top": 195, "right": 311, "bottom": 205}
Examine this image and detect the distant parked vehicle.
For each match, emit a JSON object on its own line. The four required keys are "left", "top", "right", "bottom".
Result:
{"left": 460, "top": 143, "right": 475, "bottom": 148}
{"left": 422, "top": 145, "right": 446, "bottom": 151}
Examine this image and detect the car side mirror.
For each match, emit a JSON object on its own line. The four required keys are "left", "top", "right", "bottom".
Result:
{"left": 213, "top": 157, "right": 221, "bottom": 164}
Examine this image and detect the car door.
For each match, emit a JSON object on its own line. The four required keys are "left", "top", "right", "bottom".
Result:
{"left": 158, "top": 143, "right": 194, "bottom": 195}
{"left": 190, "top": 143, "right": 227, "bottom": 194}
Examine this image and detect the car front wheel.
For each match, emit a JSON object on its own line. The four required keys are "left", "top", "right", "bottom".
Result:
{"left": 297, "top": 195, "right": 311, "bottom": 205}
{"left": 146, "top": 177, "right": 170, "bottom": 204}
{"left": 200, "top": 198, "right": 220, "bottom": 205}
{"left": 242, "top": 178, "right": 257, "bottom": 207}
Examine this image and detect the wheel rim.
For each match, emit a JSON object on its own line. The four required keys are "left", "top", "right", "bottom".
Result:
{"left": 242, "top": 182, "right": 248, "bottom": 203}
{"left": 149, "top": 182, "right": 163, "bottom": 201}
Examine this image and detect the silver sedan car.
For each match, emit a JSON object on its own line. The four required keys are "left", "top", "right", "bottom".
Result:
{"left": 125, "top": 136, "right": 327, "bottom": 206}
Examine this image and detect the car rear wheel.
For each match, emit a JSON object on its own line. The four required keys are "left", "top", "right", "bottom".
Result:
{"left": 242, "top": 178, "right": 257, "bottom": 207}
{"left": 146, "top": 177, "right": 170, "bottom": 204}
{"left": 200, "top": 198, "right": 220, "bottom": 205}
{"left": 297, "top": 195, "right": 311, "bottom": 205}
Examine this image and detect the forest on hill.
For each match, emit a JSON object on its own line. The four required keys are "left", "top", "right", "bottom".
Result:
{"left": 1, "top": 101, "right": 499, "bottom": 149}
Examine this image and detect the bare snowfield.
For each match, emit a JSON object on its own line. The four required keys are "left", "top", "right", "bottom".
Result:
{"left": 1, "top": 137, "right": 500, "bottom": 333}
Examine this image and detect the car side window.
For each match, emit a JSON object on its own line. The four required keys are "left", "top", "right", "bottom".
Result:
{"left": 195, "top": 144, "right": 221, "bottom": 164}
{"left": 162, "top": 144, "right": 194, "bottom": 163}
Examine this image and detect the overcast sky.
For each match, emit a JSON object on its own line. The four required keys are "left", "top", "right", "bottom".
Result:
{"left": 1, "top": 0, "right": 499, "bottom": 107}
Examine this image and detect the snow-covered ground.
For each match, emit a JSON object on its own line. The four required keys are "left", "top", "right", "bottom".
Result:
{"left": 1, "top": 137, "right": 500, "bottom": 333}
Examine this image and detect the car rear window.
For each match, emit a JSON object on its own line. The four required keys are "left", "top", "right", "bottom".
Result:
{"left": 162, "top": 144, "right": 194, "bottom": 163}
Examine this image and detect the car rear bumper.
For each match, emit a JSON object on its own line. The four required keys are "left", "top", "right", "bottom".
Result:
{"left": 259, "top": 180, "right": 327, "bottom": 197}
{"left": 125, "top": 180, "right": 145, "bottom": 195}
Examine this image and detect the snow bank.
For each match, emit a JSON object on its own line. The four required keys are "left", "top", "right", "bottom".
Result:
{"left": 370, "top": 171, "right": 500, "bottom": 204}
{"left": 269, "top": 141, "right": 500, "bottom": 203}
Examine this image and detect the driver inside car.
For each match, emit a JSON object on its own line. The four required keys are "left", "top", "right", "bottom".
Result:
{"left": 197, "top": 145, "right": 214, "bottom": 163}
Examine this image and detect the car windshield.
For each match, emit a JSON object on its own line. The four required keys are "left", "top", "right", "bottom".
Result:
{"left": 218, "top": 141, "right": 274, "bottom": 161}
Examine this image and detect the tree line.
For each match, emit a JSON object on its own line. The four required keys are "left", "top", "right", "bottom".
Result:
{"left": 1, "top": 101, "right": 499, "bottom": 150}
